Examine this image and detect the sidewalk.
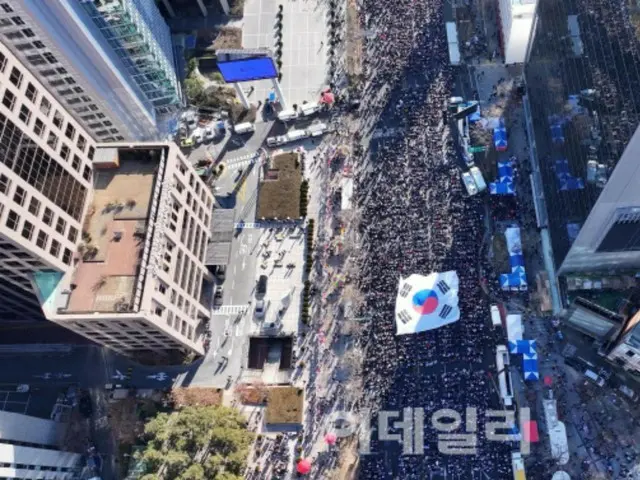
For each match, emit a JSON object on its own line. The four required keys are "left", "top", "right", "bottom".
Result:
{"left": 241, "top": 0, "right": 329, "bottom": 107}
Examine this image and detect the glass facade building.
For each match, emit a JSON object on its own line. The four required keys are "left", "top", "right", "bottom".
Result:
{"left": 79, "top": 0, "right": 181, "bottom": 115}
{"left": 525, "top": 0, "right": 640, "bottom": 271}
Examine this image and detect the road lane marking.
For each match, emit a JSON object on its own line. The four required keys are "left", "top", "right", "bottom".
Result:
{"left": 211, "top": 305, "right": 249, "bottom": 314}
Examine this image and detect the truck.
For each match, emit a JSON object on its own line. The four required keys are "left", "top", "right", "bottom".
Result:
{"left": 469, "top": 166, "right": 487, "bottom": 192}
{"left": 490, "top": 304, "right": 501, "bottom": 327}
{"left": 511, "top": 452, "right": 526, "bottom": 480}
{"left": 461, "top": 171, "right": 478, "bottom": 196}
{"left": 266, "top": 123, "right": 330, "bottom": 147}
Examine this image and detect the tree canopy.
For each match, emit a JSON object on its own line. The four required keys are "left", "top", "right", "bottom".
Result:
{"left": 136, "top": 405, "right": 253, "bottom": 480}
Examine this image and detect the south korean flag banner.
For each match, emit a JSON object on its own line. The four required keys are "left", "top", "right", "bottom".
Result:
{"left": 395, "top": 271, "right": 461, "bottom": 335}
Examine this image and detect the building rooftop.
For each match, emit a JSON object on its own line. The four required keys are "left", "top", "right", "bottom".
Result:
{"left": 66, "top": 148, "right": 162, "bottom": 313}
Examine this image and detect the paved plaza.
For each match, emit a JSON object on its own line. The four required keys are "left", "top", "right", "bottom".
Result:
{"left": 242, "top": 0, "right": 329, "bottom": 108}
{"left": 249, "top": 227, "right": 306, "bottom": 335}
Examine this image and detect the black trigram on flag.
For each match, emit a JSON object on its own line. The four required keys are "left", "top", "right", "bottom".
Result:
{"left": 399, "top": 283, "right": 413, "bottom": 298}
{"left": 436, "top": 280, "right": 450, "bottom": 294}
{"left": 398, "top": 310, "right": 412, "bottom": 324}
{"left": 439, "top": 304, "right": 453, "bottom": 319}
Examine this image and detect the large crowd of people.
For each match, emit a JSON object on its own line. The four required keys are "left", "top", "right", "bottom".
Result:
{"left": 346, "top": 0, "right": 514, "bottom": 476}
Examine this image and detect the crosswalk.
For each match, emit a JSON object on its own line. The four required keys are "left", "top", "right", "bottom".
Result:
{"left": 234, "top": 220, "right": 303, "bottom": 229}
{"left": 223, "top": 153, "right": 260, "bottom": 169}
{"left": 211, "top": 305, "right": 249, "bottom": 315}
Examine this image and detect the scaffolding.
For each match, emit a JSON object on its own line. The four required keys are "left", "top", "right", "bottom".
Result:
{"left": 81, "top": 0, "right": 182, "bottom": 114}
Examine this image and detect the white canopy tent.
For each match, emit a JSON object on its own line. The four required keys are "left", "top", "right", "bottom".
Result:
{"left": 395, "top": 271, "right": 461, "bottom": 335}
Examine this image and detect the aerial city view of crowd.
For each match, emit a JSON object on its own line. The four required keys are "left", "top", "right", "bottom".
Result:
{"left": 342, "top": 0, "right": 516, "bottom": 476}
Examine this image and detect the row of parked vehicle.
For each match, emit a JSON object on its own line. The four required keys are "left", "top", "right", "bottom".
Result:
{"left": 266, "top": 122, "right": 330, "bottom": 147}
{"left": 275, "top": 101, "right": 323, "bottom": 122}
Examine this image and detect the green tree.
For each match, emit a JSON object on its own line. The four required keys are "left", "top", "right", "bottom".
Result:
{"left": 140, "top": 475, "right": 160, "bottom": 480}
{"left": 187, "top": 58, "right": 199, "bottom": 76}
{"left": 138, "top": 406, "right": 253, "bottom": 480}
{"left": 179, "top": 464, "right": 205, "bottom": 480}
{"left": 184, "top": 76, "right": 205, "bottom": 104}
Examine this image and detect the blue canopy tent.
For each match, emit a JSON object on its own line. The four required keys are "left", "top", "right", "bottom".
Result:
{"left": 508, "top": 340, "right": 539, "bottom": 381}
{"left": 523, "top": 351, "right": 539, "bottom": 381}
{"left": 490, "top": 161, "right": 516, "bottom": 196}
{"left": 489, "top": 181, "right": 515, "bottom": 195}
{"left": 493, "top": 118, "right": 507, "bottom": 152}
{"left": 555, "top": 159, "right": 585, "bottom": 191}
{"left": 500, "top": 227, "right": 528, "bottom": 291}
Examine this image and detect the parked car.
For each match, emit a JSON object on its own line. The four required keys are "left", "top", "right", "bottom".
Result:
{"left": 214, "top": 287, "right": 224, "bottom": 306}
{"left": 255, "top": 299, "right": 266, "bottom": 318}
{"left": 204, "top": 125, "right": 216, "bottom": 142}
{"left": 216, "top": 265, "right": 226, "bottom": 282}
{"left": 257, "top": 275, "right": 268, "bottom": 296}
{"left": 180, "top": 137, "right": 194, "bottom": 148}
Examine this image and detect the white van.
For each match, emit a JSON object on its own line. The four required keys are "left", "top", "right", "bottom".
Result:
{"left": 584, "top": 369, "right": 605, "bottom": 387}
{"left": 306, "top": 122, "right": 328, "bottom": 137}
{"left": 233, "top": 122, "right": 255, "bottom": 134}
{"left": 299, "top": 102, "right": 322, "bottom": 117}
{"left": 267, "top": 135, "right": 287, "bottom": 147}
{"left": 277, "top": 109, "right": 298, "bottom": 122}
{"left": 469, "top": 166, "right": 487, "bottom": 192}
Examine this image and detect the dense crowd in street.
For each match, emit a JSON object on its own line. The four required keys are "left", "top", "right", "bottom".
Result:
{"left": 345, "top": 0, "right": 513, "bottom": 476}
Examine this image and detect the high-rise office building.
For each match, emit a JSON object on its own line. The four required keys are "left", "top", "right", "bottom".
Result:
{"left": 0, "top": 0, "right": 181, "bottom": 142}
{"left": 524, "top": 0, "right": 640, "bottom": 274}
{"left": 498, "top": 0, "right": 537, "bottom": 64}
{"left": 0, "top": 42, "right": 95, "bottom": 323}
{"left": 559, "top": 125, "right": 640, "bottom": 273}
{"left": 40, "top": 143, "right": 213, "bottom": 356}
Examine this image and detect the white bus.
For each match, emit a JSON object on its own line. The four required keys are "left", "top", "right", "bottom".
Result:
{"left": 496, "top": 345, "right": 514, "bottom": 407}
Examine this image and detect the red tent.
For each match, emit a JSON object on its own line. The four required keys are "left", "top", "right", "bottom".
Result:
{"left": 297, "top": 459, "right": 312, "bottom": 474}
{"left": 324, "top": 433, "right": 337, "bottom": 445}
{"left": 320, "top": 91, "right": 335, "bottom": 105}
{"left": 524, "top": 420, "right": 539, "bottom": 443}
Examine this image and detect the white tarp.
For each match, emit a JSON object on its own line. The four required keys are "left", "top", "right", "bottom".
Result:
{"left": 341, "top": 177, "right": 354, "bottom": 211}
{"left": 543, "top": 398, "right": 570, "bottom": 465}
{"left": 395, "top": 271, "right": 460, "bottom": 335}
{"left": 506, "top": 314, "right": 523, "bottom": 344}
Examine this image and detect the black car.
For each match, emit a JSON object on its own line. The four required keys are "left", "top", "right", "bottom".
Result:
{"left": 257, "top": 275, "right": 268, "bottom": 296}
{"left": 214, "top": 287, "right": 224, "bottom": 306}
{"left": 216, "top": 265, "right": 226, "bottom": 282}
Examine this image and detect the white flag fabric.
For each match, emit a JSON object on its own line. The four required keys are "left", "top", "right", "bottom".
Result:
{"left": 395, "top": 271, "right": 461, "bottom": 335}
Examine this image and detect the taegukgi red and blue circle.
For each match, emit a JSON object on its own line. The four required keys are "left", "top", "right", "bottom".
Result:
{"left": 412, "top": 289, "right": 439, "bottom": 315}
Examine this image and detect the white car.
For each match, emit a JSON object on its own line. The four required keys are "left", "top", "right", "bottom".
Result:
{"left": 192, "top": 129, "right": 203, "bottom": 144}
{"left": 267, "top": 135, "right": 287, "bottom": 147}
{"left": 255, "top": 299, "right": 266, "bottom": 318}
{"left": 204, "top": 125, "right": 216, "bottom": 141}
